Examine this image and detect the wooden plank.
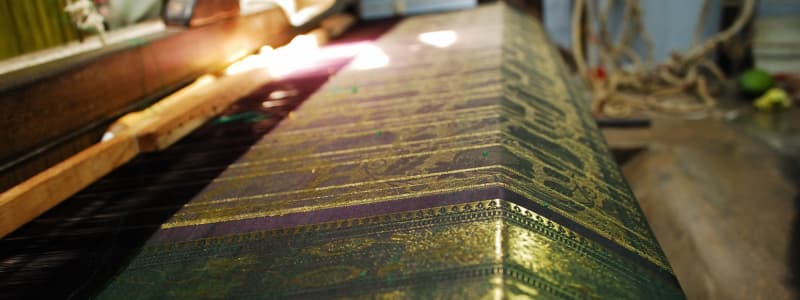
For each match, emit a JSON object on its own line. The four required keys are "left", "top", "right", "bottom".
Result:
{"left": 602, "top": 127, "right": 652, "bottom": 150}
{"left": 0, "top": 134, "right": 139, "bottom": 237}
{"left": 136, "top": 69, "right": 273, "bottom": 151}
{"left": 622, "top": 115, "right": 800, "bottom": 299}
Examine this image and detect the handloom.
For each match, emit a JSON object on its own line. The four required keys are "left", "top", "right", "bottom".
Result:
{"left": 0, "top": 3, "right": 685, "bottom": 299}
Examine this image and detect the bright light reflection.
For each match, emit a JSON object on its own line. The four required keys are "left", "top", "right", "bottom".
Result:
{"left": 263, "top": 89, "right": 298, "bottom": 108}
{"left": 351, "top": 45, "right": 390, "bottom": 70}
{"left": 418, "top": 30, "right": 458, "bottom": 48}
{"left": 101, "top": 131, "right": 115, "bottom": 142}
{"left": 224, "top": 36, "right": 389, "bottom": 77}
{"left": 193, "top": 74, "right": 216, "bottom": 87}
{"left": 269, "top": 89, "right": 298, "bottom": 100}
{"left": 259, "top": 45, "right": 274, "bottom": 55}
{"left": 262, "top": 99, "right": 289, "bottom": 108}
{"left": 227, "top": 49, "right": 249, "bottom": 63}
{"left": 224, "top": 34, "right": 320, "bottom": 77}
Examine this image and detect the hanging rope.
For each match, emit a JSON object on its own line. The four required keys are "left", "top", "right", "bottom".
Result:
{"left": 571, "top": 0, "right": 755, "bottom": 118}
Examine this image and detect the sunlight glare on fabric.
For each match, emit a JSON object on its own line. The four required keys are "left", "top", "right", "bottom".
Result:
{"left": 351, "top": 45, "right": 390, "bottom": 70}
{"left": 418, "top": 30, "right": 457, "bottom": 48}
{"left": 224, "top": 34, "right": 320, "bottom": 77}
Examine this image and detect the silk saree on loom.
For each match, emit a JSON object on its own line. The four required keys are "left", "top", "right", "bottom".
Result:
{"left": 0, "top": 2, "right": 685, "bottom": 299}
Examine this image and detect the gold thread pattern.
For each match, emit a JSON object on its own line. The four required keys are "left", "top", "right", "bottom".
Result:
{"left": 97, "top": 3, "right": 682, "bottom": 298}
{"left": 98, "top": 200, "right": 683, "bottom": 299}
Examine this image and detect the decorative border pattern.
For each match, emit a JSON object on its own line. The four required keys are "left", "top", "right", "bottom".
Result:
{"left": 100, "top": 199, "right": 682, "bottom": 299}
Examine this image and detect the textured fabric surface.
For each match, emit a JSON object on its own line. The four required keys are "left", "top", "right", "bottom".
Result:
{"left": 2, "top": 3, "right": 684, "bottom": 299}
{"left": 0, "top": 17, "right": 397, "bottom": 300}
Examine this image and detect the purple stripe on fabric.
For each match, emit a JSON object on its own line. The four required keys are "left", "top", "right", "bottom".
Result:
{"left": 148, "top": 187, "right": 503, "bottom": 243}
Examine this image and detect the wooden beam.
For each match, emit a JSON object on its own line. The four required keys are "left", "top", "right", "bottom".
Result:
{"left": 0, "top": 134, "right": 139, "bottom": 237}
{"left": 0, "top": 14, "right": 356, "bottom": 238}
{"left": 136, "top": 69, "right": 273, "bottom": 152}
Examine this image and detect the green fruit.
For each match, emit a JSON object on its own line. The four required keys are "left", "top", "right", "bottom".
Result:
{"left": 738, "top": 69, "right": 774, "bottom": 97}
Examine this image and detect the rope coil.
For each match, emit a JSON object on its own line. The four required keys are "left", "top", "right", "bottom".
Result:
{"left": 571, "top": 0, "right": 755, "bottom": 118}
